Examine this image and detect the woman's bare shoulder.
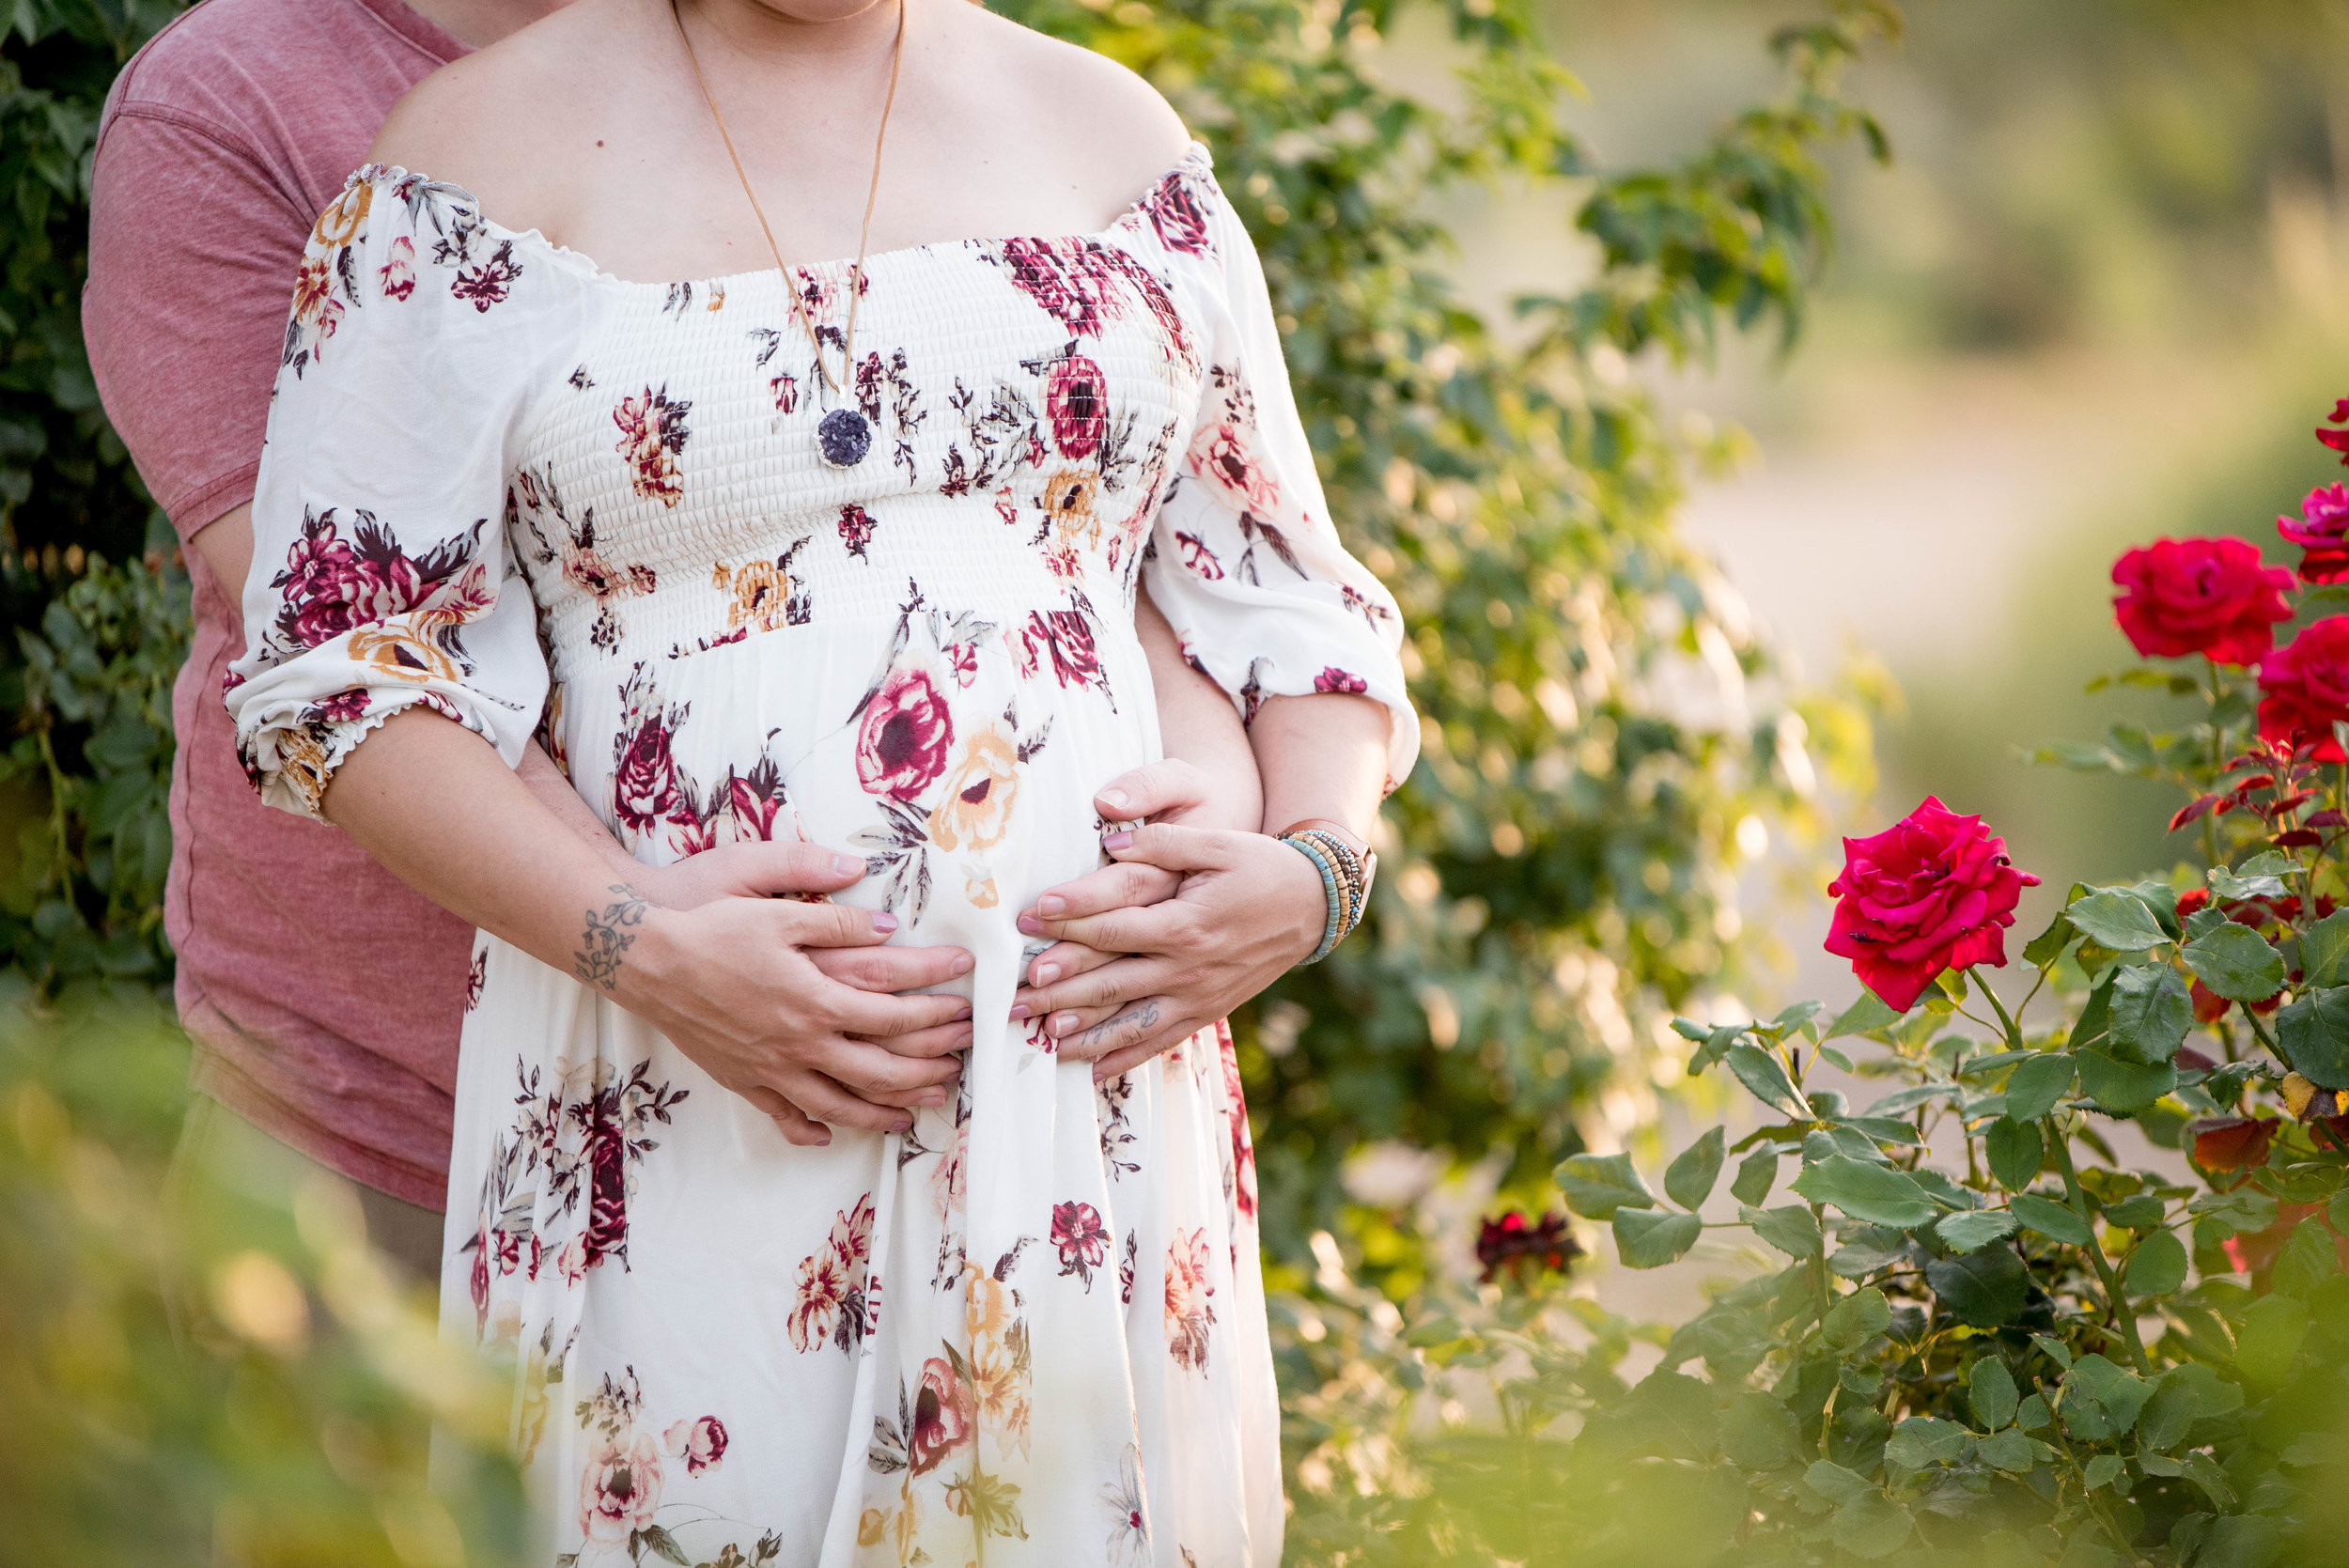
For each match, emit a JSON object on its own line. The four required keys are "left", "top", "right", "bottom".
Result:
{"left": 941, "top": 3, "right": 1193, "bottom": 208}
{"left": 366, "top": 0, "right": 628, "bottom": 224}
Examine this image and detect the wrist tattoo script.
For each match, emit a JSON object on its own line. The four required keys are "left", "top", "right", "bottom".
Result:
{"left": 574, "top": 883, "right": 650, "bottom": 991}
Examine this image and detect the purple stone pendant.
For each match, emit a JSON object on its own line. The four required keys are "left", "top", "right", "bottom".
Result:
{"left": 817, "top": 407, "right": 872, "bottom": 468}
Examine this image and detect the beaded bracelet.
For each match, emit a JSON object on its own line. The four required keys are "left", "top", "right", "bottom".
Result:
{"left": 1280, "top": 826, "right": 1372, "bottom": 964}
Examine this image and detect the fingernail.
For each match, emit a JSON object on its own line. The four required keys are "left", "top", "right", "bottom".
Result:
{"left": 815, "top": 1135, "right": 832, "bottom": 1147}
{"left": 1037, "top": 893, "right": 1065, "bottom": 917}
{"left": 834, "top": 853, "right": 863, "bottom": 877}
{"left": 951, "top": 953, "right": 973, "bottom": 976}
{"left": 1009, "top": 1003, "right": 1031, "bottom": 1020}
{"left": 921, "top": 1090, "right": 946, "bottom": 1106}
{"left": 1100, "top": 787, "right": 1129, "bottom": 811}
{"left": 873, "top": 911, "right": 899, "bottom": 933}
{"left": 1102, "top": 831, "right": 1132, "bottom": 850}
{"left": 1033, "top": 961, "right": 1059, "bottom": 986}
{"left": 1052, "top": 1011, "right": 1079, "bottom": 1036}
{"left": 956, "top": 1003, "right": 973, "bottom": 1021}
{"left": 1017, "top": 913, "right": 1043, "bottom": 935}
{"left": 1093, "top": 1066, "right": 1110, "bottom": 1083}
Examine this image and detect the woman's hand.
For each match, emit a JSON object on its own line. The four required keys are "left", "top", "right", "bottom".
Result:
{"left": 1016, "top": 756, "right": 1256, "bottom": 999}
{"left": 1013, "top": 821, "right": 1327, "bottom": 1080}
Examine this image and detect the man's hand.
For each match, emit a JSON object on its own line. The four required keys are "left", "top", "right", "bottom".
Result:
{"left": 1013, "top": 821, "right": 1326, "bottom": 1081}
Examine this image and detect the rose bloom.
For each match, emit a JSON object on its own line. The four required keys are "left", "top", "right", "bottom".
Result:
{"left": 662, "top": 1415, "right": 728, "bottom": 1478}
{"left": 2281, "top": 483, "right": 2349, "bottom": 583}
{"left": 855, "top": 667, "right": 955, "bottom": 800}
{"left": 2259, "top": 615, "right": 2349, "bottom": 761}
{"left": 577, "top": 1428, "right": 663, "bottom": 1545}
{"left": 1824, "top": 796, "right": 2039, "bottom": 1013}
{"left": 1189, "top": 419, "right": 1281, "bottom": 515}
{"left": 2110, "top": 536, "right": 2294, "bottom": 666}
{"left": 1045, "top": 355, "right": 1109, "bottom": 459}
{"left": 907, "top": 1355, "right": 975, "bottom": 1475}
{"left": 275, "top": 511, "right": 426, "bottom": 650}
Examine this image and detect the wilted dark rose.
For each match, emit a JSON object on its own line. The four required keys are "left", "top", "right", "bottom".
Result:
{"left": 2190, "top": 1116, "right": 2277, "bottom": 1172}
{"left": 2280, "top": 483, "right": 2349, "bottom": 584}
{"left": 855, "top": 667, "right": 955, "bottom": 800}
{"left": 2258, "top": 615, "right": 2349, "bottom": 762}
{"left": 1045, "top": 355, "right": 1109, "bottom": 459}
{"left": 1475, "top": 1210, "right": 1579, "bottom": 1285}
{"left": 2110, "top": 536, "right": 2294, "bottom": 666}
{"left": 1824, "top": 797, "right": 2039, "bottom": 1013}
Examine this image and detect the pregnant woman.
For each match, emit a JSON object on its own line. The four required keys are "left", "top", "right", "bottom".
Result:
{"left": 226, "top": 0, "right": 1414, "bottom": 1560}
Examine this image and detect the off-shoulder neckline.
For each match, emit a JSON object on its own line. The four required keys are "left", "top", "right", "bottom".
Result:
{"left": 353, "top": 140, "right": 1216, "bottom": 293}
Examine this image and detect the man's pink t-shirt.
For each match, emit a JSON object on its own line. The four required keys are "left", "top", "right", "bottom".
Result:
{"left": 84, "top": 0, "right": 474, "bottom": 1211}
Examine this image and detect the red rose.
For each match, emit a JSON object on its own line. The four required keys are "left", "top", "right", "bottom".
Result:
{"left": 1824, "top": 796, "right": 2040, "bottom": 1013}
{"left": 2110, "top": 536, "right": 2293, "bottom": 666}
{"left": 1022, "top": 610, "right": 1105, "bottom": 694}
{"left": 855, "top": 667, "right": 954, "bottom": 800}
{"left": 2281, "top": 483, "right": 2349, "bottom": 583}
{"left": 2190, "top": 1115, "right": 2277, "bottom": 1172}
{"left": 907, "top": 1354, "right": 974, "bottom": 1476}
{"left": 837, "top": 504, "right": 876, "bottom": 560}
{"left": 1474, "top": 1210, "right": 1579, "bottom": 1286}
{"left": 2258, "top": 615, "right": 2349, "bottom": 762}
{"left": 273, "top": 508, "right": 428, "bottom": 650}
{"left": 1045, "top": 355, "right": 1109, "bottom": 459}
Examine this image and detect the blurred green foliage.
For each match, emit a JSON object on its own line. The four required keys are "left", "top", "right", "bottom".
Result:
{"left": 0, "top": 982, "right": 528, "bottom": 1565}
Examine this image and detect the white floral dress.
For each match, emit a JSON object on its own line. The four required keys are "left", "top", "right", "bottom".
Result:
{"left": 226, "top": 144, "right": 1416, "bottom": 1567}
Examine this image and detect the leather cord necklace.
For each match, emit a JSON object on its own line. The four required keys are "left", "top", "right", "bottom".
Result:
{"left": 669, "top": 0, "right": 907, "bottom": 468}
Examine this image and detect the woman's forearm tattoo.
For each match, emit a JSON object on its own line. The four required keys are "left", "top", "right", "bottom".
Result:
{"left": 575, "top": 883, "right": 651, "bottom": 990}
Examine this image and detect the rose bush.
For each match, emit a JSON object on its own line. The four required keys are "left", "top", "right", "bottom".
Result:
{"left": 1276, "top": 401, "right": 2349, "bottom": 1568}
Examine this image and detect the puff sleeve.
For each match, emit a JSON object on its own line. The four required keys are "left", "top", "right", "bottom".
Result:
{"left": 1141, "top": 175, "right": 1420, "bottom": 788}
{"left": 226, "top": 166, "right": 580, "bottom": 819}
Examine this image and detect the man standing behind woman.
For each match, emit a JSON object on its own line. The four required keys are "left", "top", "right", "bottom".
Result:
{"left": 84, "top": 0, "right": 1269, "bottom": 1281}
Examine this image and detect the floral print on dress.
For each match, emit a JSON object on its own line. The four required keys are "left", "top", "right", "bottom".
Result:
{"left": 613, "top": 384, "right": 692, "bottom": 506}
{"left": 234, "top": 144, "right": 1414, "bottom": 1568}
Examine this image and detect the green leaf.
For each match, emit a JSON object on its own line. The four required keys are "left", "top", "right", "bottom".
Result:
{"left": 1984, "top": 1116, "right": 2045, "bottom": 1190}
{"left": 2066, "top": 888, "right": 2173, "bottom": 951}
{"left": 1730, "top": 1149, "right": 1778, "bottom": 1207}
{"left": 2104, "top": 1194, "right": 2166, "bottom": 1229}
{"left": 2329, "top": 1187, "right": 2349, "bottom": 1237}
{"left": 1977, "top": 1428, "right": 2033, "bottom": 1471}
{"left": 2083, "top": 1453, "right": 2125, "bottom": 1491}
{"left": 2189, "top": 1187, "right": 2279, "bottom": 1235}
{"left": 2010, "top": 1193, "right": 2093, "bottom": 1247}
{"left": 1790, "top": 1155, "right": 1937, "bottom": 1228}
{"left": 1820, "top": 1285, "right": 1892, "bottom": 1352}
{"left": 2031, "top": 1334, "right": 2074, "bottom": 1370}
{"left": 1724, "top": 1042, "right": 1811, "bottom": 1120}
{"left": 1826, "top": 989, "right": 1905, "bottom": 1039}
{"left": 2137, "top": 1377, "right": 2197, "bottom": 1453}
{"left": 1557, "top": 1152, "right": 1654, "bottom": 1219}
{"left": 1884, "top": 1416, "right": 1968, "bottom": 1473}
{"left": 1664, "top": 1126, "right": 1725, "bottom": 1211}
{"left": 2075, "top": 1048, "right": 2176, "bottom": 1113}
{"left": 1742, "top": 1203, "right": 1822, "bottom": 1259}
{"left": 1927, "top": 1245, "right": 2029, "bottom": 1327}
{"left": 1612, "top": 1206, "right": 1702, "bottom": 1268}
{"left": 2004, "top": 1054, "right": 2076, "bottom": 1121}
{"left": 2021, "top": 909, "right": 2077, "bottom": 968}
{"left": 2304, "top": 910, "right": 2349, "bottom": 989}
{"left": 1968, "top": 1357, "right": 2019, "bottom": 1431}
{"left": 1937, "top": 1208, "right": 2018, "bottom": 1254}
{"left": 2108, "top": 964, "right": 2191, "bottom": 1063}
{"left": 2236, "top": 1294, "right": 2310, "bottom": 1389}
{"left": 2125, "top": 1230, "right": 2188, "bottom": 1296}
{"left": 2272, "top": 1217, "right": 2340, "bottom": 1300}
{"left": 1802, "top": 1458, "right": 1872, "bottom": 1508}
{"left": 1831, "top": 1494, "right": 1913, "bottom": 1560}
{"left": 2184, "top": 922, "right": 2287, "bottom": 1002}
{"left": 2016, "top": 1392, "right": 2052, "bottom": 1430}
{"left": 2196, "top": 1516, "right": 2280, "bottom": 1568}
{"left": 2276, "top": 986, "right": 2349, "bottom": 1090}
{"left": 2062, "top": 1354, "right": 2154, "bottom": 1438}
{"left": 1719, "top": 1391, "right": 1802, "bottom": 1471}
{"left": 2209, "top": 853, "right": 2292, "bottom": 901}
